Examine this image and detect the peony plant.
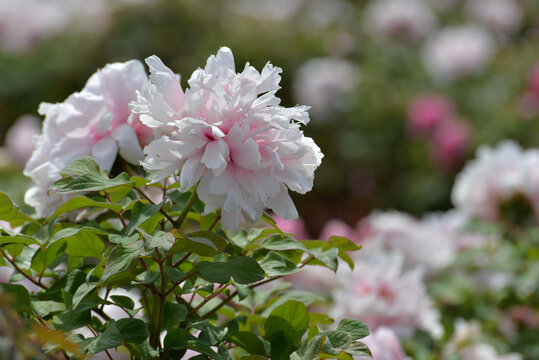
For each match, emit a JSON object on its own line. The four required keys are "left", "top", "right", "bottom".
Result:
{"left": 0, "top": 48, "right": 369, "bottom": 359}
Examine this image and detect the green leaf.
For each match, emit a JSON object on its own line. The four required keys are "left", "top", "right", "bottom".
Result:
{"left": 53, "top": 308, "right": 92, "bottom": 331}
{"left": 141, "top": 230, "right": 175, "bottom": 252}
{"left": 72, "top": 282, "right": 98, "bottom": 309}
{"left": 55, "top": 172, "right": 132, "bottom": 194}
{"left": 0, "top": 283, "right": 31, "bottom": 312}
{"left": 0, "top": 192, "right": 40, "bottom": 226}
{"left": 170, "top": 230, "right": 228, "bottom": 257}
{"left": 59, "top": 156, "right": 100, "bottom": 177}
{"left": 85, "top": 321, "right": 123, "bottom": 353}
{"left": 290, "top": 333, "right": 325, "bottom": 360}
{"left": 162, "top": 302, "right": 188, "bottom": 329}
{"left": 111, "top": 295, "right": 135, "bottom": 310}
{"left": 259, "top": 251, "right": 300, "bottom": 277}
{"left": 163, "top": 328, "right": 226, "bottom": 360}
{"left": 117, "top": 318, "right": 149, "bottom": 344}
{"left": 101, "top": 242, "right": 143, "bottom": 283}
{"left": 192, "top": 322, "right": 228, "bottom": 346}
{"left": 48, "top": 223, "right": 106, "bottom": 246}
{"left": 32, "top": 301, "right": 66, "bottom": 318}
{"left": 126, "top": 201, "right": 165, "bottom": 236}
{"left": 302, "top": 242, "right": 339, "bottom": 272}
{"left": 262, "top": 235, "right": 308, "bottom": 252}
{"left": 197, "top": 257, "right": 265, "bottom": 284}
{"left": 265, "top": 300, "right": 309, "bottom": 354}
{"left": 335, "top": 319, "right": 369, "bottom": 340}
{"left": 228, "top": 332, "right": 267, "bottom": 356}
{"left": 0, "top": 234, "right": 40, "bottom": 246}
{"left": 47, "top": 196, "right": 123, "bottom": 220}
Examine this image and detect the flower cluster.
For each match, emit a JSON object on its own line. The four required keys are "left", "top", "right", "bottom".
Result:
{"left": 132, "top": 47, "right": 322, "bottom": 229}
{"left": 24, "top": 60, "right": 150, "bottom": 217}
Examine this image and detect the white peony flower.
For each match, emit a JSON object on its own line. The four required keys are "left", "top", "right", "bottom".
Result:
{"left": 24, "top": 60, "right": 151, "bottom": 217}
{"left": 360, "top": 211, "right": 456, "bottom": 273}
{"left": 364, "top": 0, "right": 436, "bottom": 42}
{"left": 331, "top": 250, "right": 443, "bottom": 338}
{"left": 423, "top": 25, "right": 495, "bottom": 83}
{"left": 355, "top": 327, "right": 410, "bottom": 360}
{"left": 132, "top": 47, "right": 323, "bottom": 229}
{"left": 452, "top": 141, "right": 539, "bottom": 223}
{"left": 466, "top": 0, "right": 523, "bottom": 35}
{"left": 293, "top": 57, "right": 360, "bottom": 119}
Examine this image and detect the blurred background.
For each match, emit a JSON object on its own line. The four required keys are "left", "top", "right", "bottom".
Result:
{"left": 1, "top": 0, "right": 539, "bottom": 234}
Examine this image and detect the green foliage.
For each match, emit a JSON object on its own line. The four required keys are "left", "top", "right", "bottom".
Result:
{"left": 0, "top": 154, "right": 366, "bottom": 360}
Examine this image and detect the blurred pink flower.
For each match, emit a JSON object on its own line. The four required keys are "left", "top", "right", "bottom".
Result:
{"left": 5, "top": 115, "right": 41, "bottom": 166}
{"left": 24, "top": 60, "right": 150, "bottom": 217}
{"left": 364, "top": 0, "right": 436, "bottom": 43}
{"left": 466, "top": 0, "right": 522, "bottom": 35}
{"left": 356, "top": 327, "right": 410, "bottom": 360}
{"left": 318, "top": 218, "right": 359, "bottom": 243}
{"left": 331, "top": 250, "right": 442, "bottom": 338}
{"left": 407, "top": 94, "right": 454, "bottom": 135}
{"left": 273, "top": 215, "right": 310, "bottom": 240}
{"left": 430, "top": 117, "right": 470, "bottom": 169}
{"left": 452, "top": 141, "right": 539, "bottom": 223}
{"left": 529, "top": 63, "right": 539, "bottom": 98}
{"left": 423, "top": 25, "right": 495, "bottom": 83}
{"left": 133, "top": 47, "right": 323, "bottom": 229}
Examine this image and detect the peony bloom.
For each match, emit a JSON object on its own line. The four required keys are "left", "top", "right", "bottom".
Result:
{"left": 331, "top": 250, "right": 442, "bottom": 338}
{"left": 293, "top": 57, "right": 360, "bottom": 120}
{"left": 407, "top": 94, "right": 454, "bottom": 135}
{"left": 452, "top": 141, "right": 539, "bottom": 224}
{"left": 132, "top": 47, "right": 323, "bottom": 229}
{"left": 355, "top": 327, "right": 410, "bottom": 360}
{"left": 423, "top": 25, "right": 495, "bottom": 83}
{"left": 364, "top": 0, "right": 436, "bottom": 43}
{"left": 4, "top": 115, "right": 41, "bottom": 166}
{"left": 359, "top": 211, "right": 456, "bottom": 274}
{"left": 466, "top": 0, "right": 522, "bottom": 35}
{"left": 24, "top": 60, "right": 151, "bottom": 217}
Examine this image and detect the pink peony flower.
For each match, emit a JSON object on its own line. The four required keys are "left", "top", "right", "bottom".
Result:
{"left": 23, "top": 60, "right": 151, "bottom": 217}
{"left": 331, "top": 250, "right": 442, "bottom": 338}
{"left": 452, "top": 141, "right": 539, "bottom": 223}
{"left": 407, "top": 94, "right": 454, "bottom": 135}
{"left": 466, "top": 0, "right": 523, "bottom": 35}
{"left": 4, "top": 115, "right": 41, "bottom": 166}
{"left": 430, "top": 117, "right": 470, "bottom": 169}
{"left": 132, "top": 47, "right": 323, "bottom": 229}
{"left": 364, "top": 0, "right": 436, "bottom": 43}
{"left": 423, "top": 25, "right": 495, "bottom": 83}
{"left": 359, "top": 211, "right": 456, "bottom": 274}
{"left": 356, "top": 327, "right": 410, "bottom": 360}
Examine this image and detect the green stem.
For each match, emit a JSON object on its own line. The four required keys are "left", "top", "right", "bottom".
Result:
{"left": 175, "top": 188, "right": 198, "bottom": 229}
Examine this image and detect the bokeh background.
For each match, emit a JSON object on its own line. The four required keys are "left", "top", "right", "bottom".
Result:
{"left": 2, "top": 1, "right": 539, "bottom": 359}
{"left": 2, "top": 0, "right": 539, "bottom": 234}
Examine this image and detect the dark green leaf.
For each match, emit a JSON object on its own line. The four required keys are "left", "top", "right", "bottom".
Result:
{"left": 259, "top": 251, "right": 300, "bottom": 277}
{"left": 228, "top": 332, "right": 267, "bottom": 356}
{"left": 102, "top": 242, "right": 143, "bottom": 283}
{"left": 262, "top": 235, "right": 308, "bottom": 252}
{"left": 162, "top": 303, "right": 188, "bottom": 329}
{"left": 72, "top": 282, "right": 98, "bottom": 309}
{"left": 47, "top": 196, "right": 123, "bottom": 220}
{"left": 265, "top": 300, "right": 309, "bottom": 351}
{"left": 197, "top": 257, "right": 265, "bottom": 284}
{"left": 126, "top": 201, "right": 165, "bottom": 236}
{"left": 335, "top": 319, "right": 369, "bottom": 340}
{"left": 170, "top": 230, "right": 228, "bottom": 257}
{"left": 111, "top": 295, "right": 135, "bottom": 310}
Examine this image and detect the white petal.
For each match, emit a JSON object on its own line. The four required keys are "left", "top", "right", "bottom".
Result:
{"left": 92, "top": 137, "right": 119, "bottom": 171}
{"left": 145, "top": 55, "right": 184, "bottom": 111}
{"left": 266, "top": 187, "right": 298, "bottom": 220}
{"left": 111, "top": 124, "right": 145, "bottom": 165}
{"left": 201, "top": 141, "right": 228, "bottom": 171}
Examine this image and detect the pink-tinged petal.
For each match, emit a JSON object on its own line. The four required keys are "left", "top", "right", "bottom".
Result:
{"left": 201, "top": 141, "right": 228, "bottom": 171}
{"left": 145, "top": 55, "right": 184, "bottom": 111}
{"left": 179, "top": 154, "right": 205, "bottom": 191}
{"left": 205, "top": 47, "right": 236, "bottom": 74}
{"left": 92, "top": 137, "right": 119, "bottom": 172}
{"left": 111, "top": 124, "right": 145, "bottom": 165}
{"left": 266, "top": 187, "right": 298, "bottom": 219}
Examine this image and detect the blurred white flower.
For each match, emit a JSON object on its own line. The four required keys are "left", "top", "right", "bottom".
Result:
{"left": 293, "top": 57, "right": 360, "bottom": 119}
{"left": 466, "top": 0, "right": 523, "bottom": 35}
{"left": 360, "top": 211, "right": 456, "bottom": 273}
{"left": 452, "top": 141, "right": 539, "bottom": 223}
{"left": 423, "top": 25, "right": 495, "bottom": 83}
{"left": 24, "top": 60, "right": 150, "bottom": 218}
{"left": 4, "top": 115, "right": 41, "bottom": 167}
{"left": 460, "top": 344, "right": 522, "bottom": 360}
{"left": 133, "top": 47, "right": 323, "bottom": 229}
{"left": 319, "top": 218, "right": 360, "bottom": 243}
{"left": 364, "top": 0, "right": 436, "bottom": 42}
{"left": 355, "top": 327, "right": 410, "bottom": 360}
{"left": 331, "top": 250, "right": 443, "bottom": 338}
